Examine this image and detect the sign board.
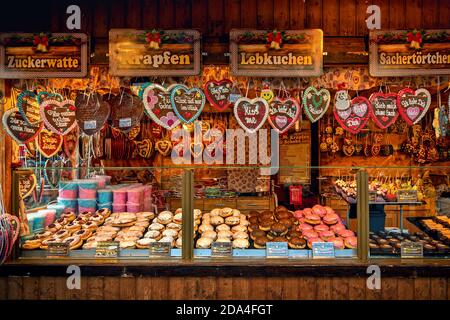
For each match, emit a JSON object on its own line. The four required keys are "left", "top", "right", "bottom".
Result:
{"left": 401, "top": 242, "right": 423, "bottom": 258}
{"left": 312, "top": 242, "right": 335, "bottom": 258}
{"left": 279, "top": 131, "right": 311, "bottom": 184}
{"left": 109, "top": 29, "right": 201, "bottom": 76}
{"left": 396, "top": 189, "right": 418, "bottom": 202}
{"left": 230, "top": 29, "right": 323, "bottom": 77}
{"left": 95, "top": 241, "right": 119, "bottom": 258}
{"left": 369, "top": 29, "right": 450, "bottom": 76}
{"left": 149, "top": 241, "right": 171, "bottom": 257}
{"left": 211, "top": 241, "right": 232, "bottom": 257}
{"left": 47, "top": 242, "right": 69, "bottom": 257}
{"left": 266, "top": 242, "right": 289, "bottom": 258}
{"left": 0, "top": 33, "right": 88, "bottom": 78}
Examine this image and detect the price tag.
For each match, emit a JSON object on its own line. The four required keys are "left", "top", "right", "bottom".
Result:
{"left": 149, "top": 242, "right": 171, "bottom": 257}
{"left": 266, "top": 242, "right": 288, "bottom": 258}
{"left": 47, "top": 242, "right": 69, "bottom": 257}
{"left": 95, "top": 241, "right": 119, "bottom": 258}
{"left": 119, "top": 118, "right": 132, "bottom": 128}
{"left": 211, "top": 242, "right": 232, "bottom": 257}
{"left": 84, "top": 120, "right": 97, "bottom": 130}
{"left": 401, "top": 242, "right": 423, "bottom": 258}
{"left": 312, "top": 242, "right": 335, "bottom": 259}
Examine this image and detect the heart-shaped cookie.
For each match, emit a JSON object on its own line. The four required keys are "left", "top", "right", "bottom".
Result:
{"left": 170, "top": 85, "right": 205, "bottom": 124}
{"left": 334, "top": 96, "right": 370, "bottom": 134}
{"left": 44, "top": 159, "right": 63, "bottom": 188}
{"left": 204, "top": 79, "right": 233, "bottom": 112}
{"left": 17, "top": 90, "right": 41, "bottom": 126}
{"left": 369, "top": 93, "right": 399, "bottom": 129}
{"left": 143, "top": 84, "right": 180, "bottom": 130}
{"left": 2, "top": 108, "right": 43, "bottom": 143}
{"left": 135, "top": 139, "right": 153, "bottom": 158}
{"left": 36, "top": 128, "right": 63, "bottom": 158}
{"left": 397, "top": 88, "right": 431, "bottom": 125}
{"left": 155, "top": 140, "right": 173, "bottom": 156}
{"left": 40, "top": 99, "right": 77, "bottom": 135}
{"left": 233, "top": 97, "right": 269, "bottom": 134}
{"left": 267, "top": 98, "right": 301, "bottom": 134}
{"left": 63, "top": 127, "right": 78, "bottom": 158}
{"left": 107, "top": 92, "right": 145, "bottom": 133}
{"left": 75, "top": 93, "right": 111, "bottom": 135}
{"left": 18, "top": 172, "right": 37, "bottom": 199}
{"left": 25, "top": 141, "right": 37, "bottom": 158}
{"left": 302, "top": 86, "right": 331, "bottom": 122}
{"left": 37, "top": 91, "right": 64, "bottom": 105}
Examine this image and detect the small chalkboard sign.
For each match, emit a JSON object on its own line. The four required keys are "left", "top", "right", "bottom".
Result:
{"left": 149, "top": 242, "right": 171, "bottom": 257}
{"left": 211, "top": 242, "right": 232, "bottom": 257}
{"left": 401, "top": 242, "right": 423, "bottom": 258}
{"left": 47, "top": 242, "right": 69, "bottom": 257}
{"left": 312, "top": 242, "right": 335, "bottom": 259}
{"left": 95, "top": 241, "right": 119, "bottom": 258}
{"left": 266, "top": 242, "right": 288, "bottom": 258}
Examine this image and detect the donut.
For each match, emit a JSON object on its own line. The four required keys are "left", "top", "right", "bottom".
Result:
{"left": 36, "top": 231, "right": 53, "bottom": 240}
{"left": 73, "top": 228, "right": 92, "bottom": 240}
{"left": 249, "top": 216, "right": 259, "bottom": 225}
{"left": 157, "top": 211, "right": 173, "bottom": 225}
{"left": 149, "top": 222, "right": 165, "bottom": 231}
{"left": 216, "top": 224, "right": 230, "bottom": 232}
{"left": 269, "top": 222, "right": 288, "bottom": 237}
{"left": 344, "top": 236, "right": 358, "bottom": 249}
{"left": 278, "top": 218, "right": 293, "bottom": 229}
{"left": 136, "top": 238, "right": 156, "bottom": 249}
{"left": 199, "top": 224, "right": 214, "bottom": 234}
{"left": 314, "top": 224, "right": 329, "bottom": 233}
{"left": 61, "top": 211, "right": 76, "bottom": 222}
{"left": 239, "top": 219, "right": 250, "bottom": 227}
{"left": 259, "top": 219, "right": 274, "bottom": 231}
{"left": 250, "top": 230, "right": 266, "bottom": 240}
{"left": 66, "top": 222, "right": 82, "bottom": 233}
{"left": 233, "top": 231, "right": 249, "bottom": 240}
{"left": 323, "top": 213, "right": 339, "bottom": 225}
{"left": 54, "top": 229, "right": 70, "bottom": 239}
{"left": 39, "top": 237, "right": 62, "bottom": 250}
{"left": 288, "top": 237, "right": 307, "bottom": 249}
{"left": 144, "top": 230, "right": 162, "bottom": 240}
{"left": 254, "top": 236, "right": 270, "bottom": 249}
{"left": 175, "top": 237, "right": 183, "bottom": 248}
{"left": 312, "top": 205, "right": 327, "bottom": 217}
{"left": 173, "top": 212, "right": 183, "bottom": 224}
{"left": 196, "top": 237, "right": 213, "bottom": 248}
{"left": 220, "top": 207, "right": 233, "bottom": 218}
{"left": 319, "top": 230, "right": 335, "bottom": 241}
{"left": 217, "top": 230, "right": 233, "bottom": 239}
{"left": 135, "top": 221, "right": 150, "bottom": 228}
{"left": 231, "top": 225, "right": 247, "bottom": 233}
{"left": 338, "top": 229, "right": 355, "bottom": 238}
{"left": 293, "top": 210, "right": 304, "bottom": 220}
{"left": 232, "top": 238, "right": 250, "bottom": 249}
{"left": 63, "top": 236, "right": 83, "bottom": 250}
{"left": 330, "top": 223, "right": 346, "bottom": 234}
{"left": 22, "top": 239, "right": 42, "bottom": 250}
{"left": 302, "top": 230, "right": 319, "bottom": 239}
{"left": 329, "top": 237, "right": 345, "bottom": 249}
{"left": 210, "top": 208, "right": 222, "bottom": 217}
{"left": 82, "top": 221, "right": 98, "bottom": 231}
{"left": 231, "top": 209, "right": 241, "bottom": 217}
{"left": 96, "top": 208, "right": 111, "bottom": 218}
{"left": 271, "top": 236, "right": 288, "bottom": 243}
{"left": 304, "top": 213, "right": 321, "bottom": 225}
{"left": 193, "top": 209, "right": 202, "bottom": 220}
{"left": 248, "top": 223, "right": 259, "bottom": 233}
{"left": 166, "top": 222, "right": 181, "bottom": 231}
{"left": 89, "top": 214, "right": 105, "bottom": 226}
{"left": 78, "top": 211, "right": 93, "bottom": 220}
{"left": 297, "top": 223, "right": 313, "bottom": 232}
{"left": 287, "top": 230, "right": 302, "bottom": 240}
{"left": 324, "top": 206, "right": 335, "bottom": 215}
{"left": 136, "top": 211, "right": 155, "bottom": 220}
{"left": 210, "top": 216, "right": 224, "bottom": 226}
{"left": 46, "top": 223, "right": 62, "bottom": 233}
{"left": 55, "top": 217, "right": 69, "bottom": 226}
{"left": 162, "top": 229, "right": 179, "bottom": 238}
{"left": 202, "top": 230, "right": 217, "bottom": 240}
{"left": 276, "top": 211, "right": 291, "bottom": 221}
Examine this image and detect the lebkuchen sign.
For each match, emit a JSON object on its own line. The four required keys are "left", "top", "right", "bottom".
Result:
{"left": 0, "top": 33, "right": 88, "bottom": 78}
{"left": 369, "top": 29, "right": 450, "bottom": 76}
{"left": 109, "top": 29, "right": 201, "bottom": 76}
{"left": 230, "top": 29, "right": 323, "bottom": 77}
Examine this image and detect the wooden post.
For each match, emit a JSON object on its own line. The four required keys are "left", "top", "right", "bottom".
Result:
{"left": 357, "top": 169, "right": 369, "bottom": 261}
{"left": 182, "top": 169, "right": 194, "bottom": 260}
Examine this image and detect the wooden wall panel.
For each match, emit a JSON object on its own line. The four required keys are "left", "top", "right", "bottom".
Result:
{"left": 273, "top": 0, "right": 290, "bottom": 30}
{"left": 388, "top": 0, "right": 405, "bottom": 29}
{"left": 339, "top": 0, "right": 357, "bottom": 36}
{"left": 372, "top": 0, "right": 390, "bottom": 30}
{"left": 191, "top": 0, "right": 208, "bottom": 33}
{"left": 422, "top": 0, "right": 439, "bottom": 29}
{"left": 404, "top": 0, "right": 422, "bottom": 29}
{"left": 322, "top": 0, "right": 339, "bottom": 36}
{"left": 356, "top": 0, "right": 370, "bottom": 36}
{"left": 240, "top": 0, "right": 257, "bottom": 28}
{"left": 174, "top": 0, "right": 192, "bottom": 28}
{"left": 142, "top": 0, "right": 159, "bottom": 29}
{"left": 158, "top": 0, "right": 175, "bottom": 28}
{"left": 224, "top": 0, "right": 241, "bottom": 32}
{"left": 208, "top": 0, "right": 225, "bottom": 37}
{"left": 438, "top": 0, "right": 450, "bottom": 28}
{"left": 306, "top": 0, "right": 323, "bottom": 29}
{"left": 289, "top": 0, "right": 306, "bottom": 29}
{"left": 257, "top": 0, "right": 274, "bottom": 29}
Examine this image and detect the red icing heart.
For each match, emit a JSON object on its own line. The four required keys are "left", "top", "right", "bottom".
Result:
{"left": 204, "top": 79, "right": 233, "bottom": 112}
{"left": 369, "top": 92, "right": 399, "bottom": 129}
{"left": 396, "top": 88, "right": 431, "bottom": 125}
{"left": 334, "top": 96, "right": 370, "bottom": 134}
{"left": 267, "top": 98, "right": 301, "bottom": 134}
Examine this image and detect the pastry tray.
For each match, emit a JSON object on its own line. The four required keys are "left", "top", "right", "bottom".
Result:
{"left": 20, "top": 248, "right": 357, "bottom": 259}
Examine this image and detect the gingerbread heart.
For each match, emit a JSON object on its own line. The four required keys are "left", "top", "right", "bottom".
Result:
{"left": 233, "top": 97, "right": 269, "bottom": 134}
{"left": 369, "top": 93, "right": 399, "bottom": 129}
{"left": 106, "top": 91, "right": 144, "bottom": 133}
{"left": 155, "top": 140, "right": 173, "bottom": 156}
{"left": 36, "top": 128, "right": 63, "bottom": 158}
{"left": 63, "top": 127, "right": 78, "bottom": 158}
{"left": 37, "top": 91, "right": 63, "bottom": 105}
{"left": 397, "top": 88, "right": 431, "bottom": 125}
{"left": 334, "top": 96, "right": 370, "bottom": 134}
{"left": 18, "top": 172, "right": 37, "bottom": 199}
{"left": 135, "top": 139, "right": 152, "bottom": 158}
{"left": 143, "top": 84, "right": 180, "bottom": 130}
{"left": 17, "top": 90, "right": 41, "bottom": 126}
{"left": 302, "top": 86, "right": 331, "bottom": 122}
{"left": 170, "top": 85, "right": 205, "bottom": 124}
{"left": 2, "top": 108, "right": 43, "bottom": 143}
{"left": 75, "top": 93, "right": 111, "bottom": 135}
{"left": 267, "top": 98, "right": 301, "bottom": 134}
{"left": 204, "top": 79, "right": 233, "bottom": 112}
{"left": 40, "top": 99, "right": 77, "bottom": 135}
{"left": 44, "top": 159, "right": 63, "bottom": 188}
